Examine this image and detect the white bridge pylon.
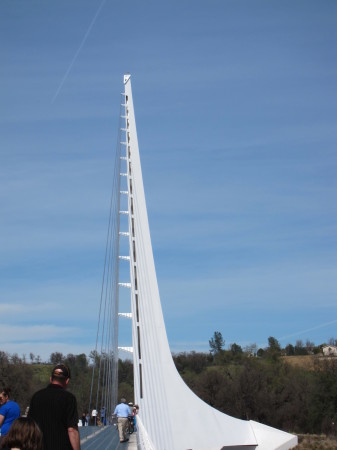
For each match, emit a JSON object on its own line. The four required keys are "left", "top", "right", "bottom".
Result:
{"left": 116, "top": 74, "right": 297, "bottom": 450}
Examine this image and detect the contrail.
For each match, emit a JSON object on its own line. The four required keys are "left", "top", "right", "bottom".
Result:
{"left": 52, "top": 0, "right": 107, "bottom": 104}
{"left": 278, "top": 319, "right": 337, "bottom": 342}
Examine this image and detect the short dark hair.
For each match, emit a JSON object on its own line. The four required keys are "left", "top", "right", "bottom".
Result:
{"left": 1, "top": 386, "right": 11, "bottom": 397}
{"left": 1, "top": 417, "right": 43, "bottom": 450}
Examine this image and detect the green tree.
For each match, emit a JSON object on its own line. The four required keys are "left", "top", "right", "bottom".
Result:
{"left": 195, "top": 369, "right": 227, "bottom": 407}
{"left": 267, "top": 336, "right": 281, "bottom": 361}
{"left": 230, "top": 343, "right": 243, "bottom": 355}
{"left": 209, "top": 331, "right": 225, "bottom": 355}
{"left": 173, "top": 351, "right": 209, "bottom": 374}
{"left": 268, "top": 336, "right": 281, "bottom": 352}
{"left": 294, "top": 340, "right": 308, "bottom": 356}
{"left": 285, "top": 344, "right": 295, "bottom": 356}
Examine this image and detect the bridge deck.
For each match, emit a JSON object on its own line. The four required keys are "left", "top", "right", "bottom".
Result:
{"left": 80, "top": 426, "right": 137, "bottom": 450}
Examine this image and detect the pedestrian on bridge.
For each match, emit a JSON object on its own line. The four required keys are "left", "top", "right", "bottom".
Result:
{"left": 0, "top": 387, "right": 20, "bottom": 442}
{"left": 113, "top": 398, "right": 130, "bottom": 443}
{"left": 28, "top": 364, "right": 80, "bottom": 450}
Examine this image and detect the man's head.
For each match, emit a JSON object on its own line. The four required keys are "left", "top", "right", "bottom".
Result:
{"left": 50, "top": 364, "right": 71, "bottom": 386}
{"left": 120, "top": 398, "right": 126, "bottom": 404}
{"left": 0, "top": 387, "right": 10, "bottom": 405}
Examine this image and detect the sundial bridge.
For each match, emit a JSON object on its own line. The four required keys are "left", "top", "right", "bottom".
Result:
{"left": 86, "top": 74, "right": 297, "bottom": 450}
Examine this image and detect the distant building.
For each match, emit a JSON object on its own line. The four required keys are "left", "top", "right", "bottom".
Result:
{"left": 322, "top": 345, "right": 337, "bottom": 356}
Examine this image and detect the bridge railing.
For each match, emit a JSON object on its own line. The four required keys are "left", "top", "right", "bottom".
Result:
{"left": 136, "top": 416, "right": 155, "bottom": 450}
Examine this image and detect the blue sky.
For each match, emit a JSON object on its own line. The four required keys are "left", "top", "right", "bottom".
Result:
{"left": 1, "top": 0, "right": 336, "bottom": 361}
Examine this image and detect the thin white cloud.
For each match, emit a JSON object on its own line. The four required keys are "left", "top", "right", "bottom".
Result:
{"left": 160, "top": 263, "right": 337, "bottom": 314}
{"left": 278, "top": 320, "right": 337, "bottom": 342}
{"left": 0, "top": 324, "right": 81, "bottom": 343}
{"left": 0, "top": 303, "right": 59, "bottom": 315}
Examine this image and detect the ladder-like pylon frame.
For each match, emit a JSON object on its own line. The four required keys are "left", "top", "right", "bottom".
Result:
{"left": 117, "top": 74, "right": 297, "bottom": 450}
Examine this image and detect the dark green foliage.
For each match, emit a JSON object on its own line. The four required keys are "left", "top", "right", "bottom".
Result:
{"left": 0, "top": 351, "right": 137, "bottom": 419}
{"left": 118, "top": 359, "right": 133, "bottom": 385}
{"left": 285, "top": 344, "right": 295, "bottom": 356}
{"left": 118, "top": 359, "right": 134, "bottom": 402}
{"left": 294, "top": 340, "right": 309, "bottom": 356}
{"left": 63, "top": 353, "right": 91, "bottom": 414}
{"left": 257, "top": 348, "right": 265, "bottom": 357}
{"left": 209, "top": 331, "right": 225, "bottom": 355}
{"left": 1, "top": 339, "right": 337, "bottom": 437}
{"left": 173, "top": 352, "right": 209, "bottom": 374}
{"left": 307, "top": 358, "right": 337, "bottom": 435}
{"left": 49, "top": 352, "right": 64, "bottom": 365}
{"left": 265, "top": 336, "right": 282, "bottom": 361}
{"left": 268, "top": 336, "right": 281, "bottom": 351}
{"left": 230, "top": 343, "right": 243, "bottom": 356}
{"left": 194, "top": 369, "right": 227, "bottom": 407}
{"left": 0, "top": 351, "right": 35, "bottom": 413}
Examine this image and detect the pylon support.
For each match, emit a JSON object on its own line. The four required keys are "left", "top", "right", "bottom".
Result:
{"left": 113, "top": 74, "right": 298, "bottom": 450}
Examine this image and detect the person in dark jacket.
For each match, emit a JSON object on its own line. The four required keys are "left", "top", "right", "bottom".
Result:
{"left": 28, "top": 364, "right": 80, "bottom": 450}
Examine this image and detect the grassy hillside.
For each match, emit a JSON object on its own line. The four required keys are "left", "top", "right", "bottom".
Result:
{"left": 281, "top": 355, "right": 333, "bottom": 371}
{"left": 295, "top": 434, "right": 337, "bottom": 449}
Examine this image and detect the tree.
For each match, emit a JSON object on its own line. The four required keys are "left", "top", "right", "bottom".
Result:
{"left": 305, "top": 340, "right": 315, "bottom": 354}
{"left": 173, "top": 352, "right": 209, "bottom": 374}
{"left": 89, "top": 350, "right": 100, "bottom": 366}
{"left": 50, "top": 352, "right": 64, "bottom": 365}
{"left": 268, "top": 336, "right": 281, "bottom": 352}
{"left": 11, "top": 353, "right": 21, "bottom": 364}
{"left": 75, "top": 354, "right": 88, "bottom": 371}
{"left": 257, "top": 348, "right": 265, "bottom": 358}
{"left": 118, "top": 359, "right": 133, "bottom": 386}
{"left": 209, "top": 331, "right": 225, "bottom": 355}
{"left": 195, "top": 369, "right": 227, "bottom": 407}
{"left": 230, "top": 343, "right": 243, "bottom": 355}
{"left": 0, "top": 351, "right": 9, "bottom": 365}
{"left": 267, "top": 336, "right": 281, "bottom": 361}
{"left": 295, "top": 340, "right": 308, "bottom": 356}
{"left": 244, "top": 343, "right": 257, "bottom": 356}
{"left": 328, "top": 337, "right": 337, "bottom": 347}
{"left": 285, "top": 344, "right": 295, "bottom": 356}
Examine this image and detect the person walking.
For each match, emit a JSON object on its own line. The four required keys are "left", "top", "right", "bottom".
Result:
{"left": 91, "top": 408, "right": 97, "bottom": 426}
{"left": 100, "top": 406, "right": 106, "bottom": 426}
{"left": 113, "top": 398, "right": 130, "bottom": 443}
{"left": 28, "top": 364, "right": 80, "bottom": 450}
{"left": 81, "top": 413, "right": 87, "bottom": 427}
{"left": 0, "top": 388, "right": 20, "bottom": 440}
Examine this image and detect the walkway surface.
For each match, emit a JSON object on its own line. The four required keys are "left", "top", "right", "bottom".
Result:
{"left": 80, "top": 426, "right": 137, "bottom": 450}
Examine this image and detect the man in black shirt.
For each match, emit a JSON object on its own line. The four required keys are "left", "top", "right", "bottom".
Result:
{"left": 28, "top": 364, "right": 80, "bottom": 450}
